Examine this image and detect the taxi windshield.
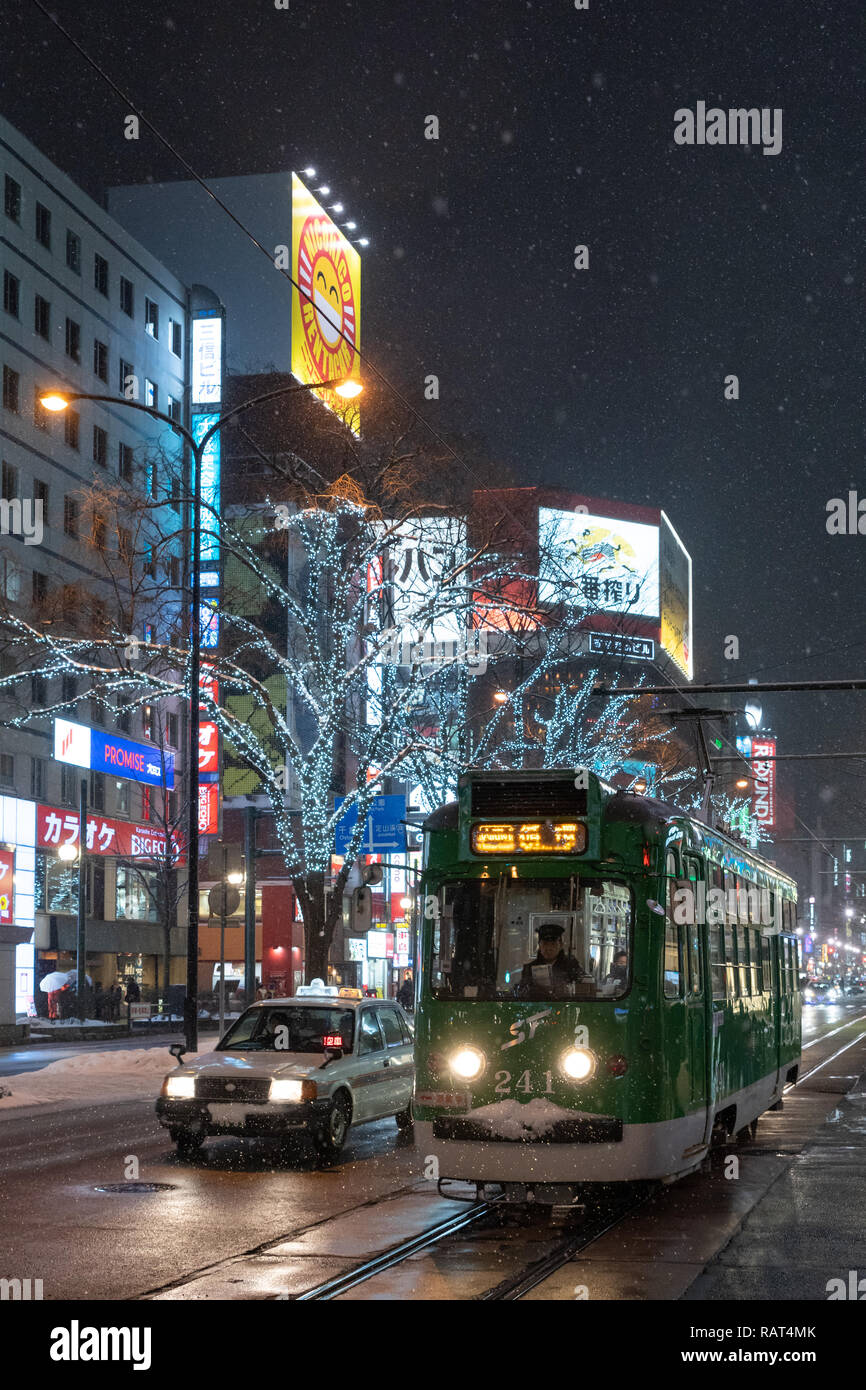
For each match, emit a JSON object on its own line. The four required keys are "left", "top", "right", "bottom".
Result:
{"left": 429, "top": 875, "right": 632, "bottom": 1001}
{"left": 218, "top": 1006, "right": 355, "bottom": 1053}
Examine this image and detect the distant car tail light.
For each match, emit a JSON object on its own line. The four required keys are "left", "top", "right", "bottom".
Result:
{"left": 606, "top": 1054, "right": 628, "bottom": 1077}
{"left": 270, "top": 1078, "right": 318, "bottom": 1102}
{"left": 162, "top": 1074, "right": 195, "bottom": 1099}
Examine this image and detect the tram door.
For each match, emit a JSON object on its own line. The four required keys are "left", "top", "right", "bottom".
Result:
{"left": 683, "top": 856, "right": 710, "bottom": 1123}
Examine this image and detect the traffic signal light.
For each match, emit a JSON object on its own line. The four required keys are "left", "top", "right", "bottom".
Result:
{"left": 351, "top": 885, "right": 372, "bottom": 932}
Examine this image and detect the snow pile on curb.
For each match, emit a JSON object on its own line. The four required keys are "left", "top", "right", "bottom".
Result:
{"left": 0, "top": 1042, "right": 217, "bottom": 1112}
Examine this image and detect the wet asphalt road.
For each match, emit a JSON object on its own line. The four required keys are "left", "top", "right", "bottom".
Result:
{"left": 0, "top": 1004, "right": 862, "bottom": 1301}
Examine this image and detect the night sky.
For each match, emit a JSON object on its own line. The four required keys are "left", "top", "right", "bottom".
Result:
{"left": 4, "top": 0, "right": 865, "bottom": 853}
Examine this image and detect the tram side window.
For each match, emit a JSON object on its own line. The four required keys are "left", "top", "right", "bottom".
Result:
{"left": 724, "top": 923, "right": 738, "bottom": 998}
{"left": 709, "top": 926, "right": 726, "bottom": 1000}
{"left": 663, "top": 921, "right": 682, "bottom": 998}
{"left": 684, "top": 861, "right": 703, "bottom": 996}
{"left": 737, "top": 924, "right": 750, "bottom": 996}
{"left": 787, "top": 937, "right": 797, "bottom": 993}
{"left": 761, "top": 935, "right": 772, "bottom": 993}
{"left": 751, "top": 929, "right": 762, "bottom": 994}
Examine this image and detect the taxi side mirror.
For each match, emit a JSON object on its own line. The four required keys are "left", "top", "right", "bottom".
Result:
{"left": 169, "top": 1043, "right": 187, "bottom": 1064}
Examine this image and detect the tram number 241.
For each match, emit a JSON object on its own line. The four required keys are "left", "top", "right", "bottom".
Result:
{"left": 495, "top": 1070, "right": 554, "bottom": 1095}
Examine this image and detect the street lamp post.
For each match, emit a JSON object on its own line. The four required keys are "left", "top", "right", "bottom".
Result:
{"left": 41, "top": 377, "right": 361, "bottom": 1050}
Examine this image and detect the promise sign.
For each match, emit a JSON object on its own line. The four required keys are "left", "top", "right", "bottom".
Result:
{"left": 751, "top": 738, "right": 776, "bottom": 830}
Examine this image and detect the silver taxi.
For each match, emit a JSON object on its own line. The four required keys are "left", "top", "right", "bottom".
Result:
{"left": 156, "top": 986, "right": 414, "bottom": 1160}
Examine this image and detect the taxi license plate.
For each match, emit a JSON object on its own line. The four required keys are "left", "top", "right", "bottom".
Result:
{"left": 415, "top": 1091, "right": 470, "bottom": 1109}
{"left": 207, "top": 1102, "right": 257, "bottom": 1125}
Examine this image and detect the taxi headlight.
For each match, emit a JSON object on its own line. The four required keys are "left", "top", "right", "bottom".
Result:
{"left": 450, "top": 1047, "right": 485, "bottom": 1080}
{"left": 560, "top": 1047, "right": 596, "bottom": 1082}
{"left": 270, "top": 1078, "right": 317, "bottom": 1102}
{"left": 162, "top": 1074, "right": 195, "bottom": 1099}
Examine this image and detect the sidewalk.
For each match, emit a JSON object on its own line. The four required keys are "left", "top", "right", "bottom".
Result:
{"left": 683, "top": 1065, "right": 866, "bottom": 1301}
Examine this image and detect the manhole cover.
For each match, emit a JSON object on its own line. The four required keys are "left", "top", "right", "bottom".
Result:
{"left": 92, "top": 1182, "right": 178, "bottom": 1194}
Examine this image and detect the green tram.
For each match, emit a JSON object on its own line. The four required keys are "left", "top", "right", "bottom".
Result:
{"left": 413, "top": 770, "right": 802, "bottom": 1203}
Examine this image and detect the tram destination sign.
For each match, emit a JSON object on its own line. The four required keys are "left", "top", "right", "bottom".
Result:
{"left": 54, "top": 719, "right": 175, "bottom": 790}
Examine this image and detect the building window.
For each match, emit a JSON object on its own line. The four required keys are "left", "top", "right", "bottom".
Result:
{"left": 118, "top": 442, "right": 133, "bottom": 481}
{"left": 31, "top": 672, "right": 47, "bottom": 704}
{"left": 145, "top": 298, "right": 159, "bottom": 338}
{"left": 90, "top": 769, "right": 105, "bottom": 809}
{"left": 167, "top": 394, "right": 181, "bottom": 423}
{"left": 34, "top": 388, "right": 51, "bottom": 430}
{"left": 92, "top": 510, "right": 107, "bottom": 552}
{"left": 92, "top": 425, "right": 107, "bottom": 468}
{"left": 35, "top": 202, "right": 51, "bottom": 249}
{"left": 65, "top": 317, "right": 81, "bottom": 362}
{"left": 144, "top": 378, "right": 157, "bottom": 410}
{"left": 117, "top": 699, "right": 131, "bottom": 734}
{"left": 30, "top": 756, "right": 45, "bottom": 799}
{"left": 170, "top": 476, "right": 182, "bottom": 514}
{"left": 118, "top": 527, "right": 132, "bottom": 562}
{"left": 141, "top": 786, "right": 151, "bottom": 823}
{"left": 32, "top": 569, "right": 48, "bottom": 606}
{"left": 63, "top": 495, "right": 79, "bottom": 537}
{"left": 169, "top": 318, "right": 182, "bottom": 358}
{"left": 66, "top": 229, "right": 81, "bottom": 274}
{"left": 2, "top": 365, "right": 20, "bottom": 412}
{"left": 169, "top": 553, "right": 181, "bottom": 587}
{"left": 34, "top": 294, "right": 50, "bottom": 339}
{"left": 60, "top": 763, "right": 78, "bottom": 806}
{"left": 119, "top": 358, "right": 134, "bottom": 396}
{"left": 33, "top": 478, "right": 48, "bottom": 525}
{"left": 120, "top": 275, "right": 134, "bottom": 317}
{"left": 3, "top": 270, "right": 19, "bottom": 318}
{"left": 2, "top": 459, "right": 18, "bottom": 499}
{"left": 0, "top": 753, "right": 14, "bottom": 786}
{"left": 0, "top": 553, "right": 22, "bottom": 601}
{"left": 94, "top": 252, "right": 109, "bottom": 296}
{"left": 146, "top": 460, "right": 158, "bottom": 499}
{"left": 116, "top": 865, "right": 158, "bottom": 921}
{"left": 64, "top": 409, "right": 80, "bottom": 451}
{"left": 143, "top": 704, "right": 154, "bottom": 739}
{"left": 167, "top": 711, "right": 179, "bottom": 747}
{"left": 4, "top": 175, "right": 21, "bottom": 223}
{"left": 115, "top": 778, "right": 129, "bottom": 815}
{"left": 93, "top": 339, "right": 108, "bottom": 381}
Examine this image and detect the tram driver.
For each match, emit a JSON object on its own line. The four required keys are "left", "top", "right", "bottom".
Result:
{"left": 516, "top": 921, "right": 589, "bottom": 997}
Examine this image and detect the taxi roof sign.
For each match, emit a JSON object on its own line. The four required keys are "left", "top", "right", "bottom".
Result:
{"left": 338, "top": 987, "right": 364, "bottom": 999}
{"left": 296, "top": 983, "right": 339, "bottom": 997}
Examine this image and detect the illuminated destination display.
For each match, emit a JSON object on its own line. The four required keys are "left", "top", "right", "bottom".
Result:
{"left": 470, "top": 821, "right": 587, "bottom": 855}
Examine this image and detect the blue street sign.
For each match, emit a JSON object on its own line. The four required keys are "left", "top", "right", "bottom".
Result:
{"left": 334, "top": 794, "right": 407, "bottom": 856}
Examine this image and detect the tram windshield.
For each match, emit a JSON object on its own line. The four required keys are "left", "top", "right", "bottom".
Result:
{"left": 429, "top": 876, "right": 632, "bottom": 1001}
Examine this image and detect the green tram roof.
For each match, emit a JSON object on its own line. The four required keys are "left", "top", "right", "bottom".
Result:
{"left": 423, "top": 785, "right": 797, "bottom": 897}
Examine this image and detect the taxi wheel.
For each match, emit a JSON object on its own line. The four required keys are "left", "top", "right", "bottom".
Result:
{"left": 172, "top": 1128, "right": 204, "bottom": 1158}
{"left": 315, "top": 1092, "right": 351, "bottom": 1161}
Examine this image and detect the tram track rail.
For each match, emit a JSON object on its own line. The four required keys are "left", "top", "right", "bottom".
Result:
{"left": 293, "top": 1199, "right": 498, "bottom": 1300}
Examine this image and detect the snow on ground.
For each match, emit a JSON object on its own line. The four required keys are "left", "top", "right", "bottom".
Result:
{"left": 0, "top": 1041, "right": 217, "bottom": 1112}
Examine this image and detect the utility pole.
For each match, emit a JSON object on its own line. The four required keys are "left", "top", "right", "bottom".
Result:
{"left": 244, "top": 806, "right": 257, "bottom": 1004}
{"left": 76, "top": 778, "right": 87, "bottom": 1020}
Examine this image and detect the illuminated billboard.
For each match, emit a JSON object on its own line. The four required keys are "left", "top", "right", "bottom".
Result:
{"left": 538, "top": 507, "right": 660, "bottom": 618}
{"left": 291, "top": 174, "right": 361, "bottom": 432}
{"left": 751, "top": 738, "right": 777, "bottom": 830}
{"left": 191, "top": 316, "right": 223, "bottom": 407}
{"left": 659, "top": 511, "right": 693, "bottom": 679}
{"left": 53, "top": 719, "right": 175, "bottom": 790}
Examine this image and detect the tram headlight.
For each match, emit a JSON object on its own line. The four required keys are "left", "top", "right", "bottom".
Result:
{"left": 450, "top": 1047, "right": 486, "bottom": 1080}
{"left": 560, "top": 1047, "right": 596, "bottom": 1082}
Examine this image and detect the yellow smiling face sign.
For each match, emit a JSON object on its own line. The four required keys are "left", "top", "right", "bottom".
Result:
{"left": 291, "top": 174, "right": 361, "bottom": 432}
